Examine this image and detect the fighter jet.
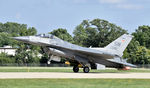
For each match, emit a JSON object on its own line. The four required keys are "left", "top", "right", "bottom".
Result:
{"left": 13, "top": 33, "right": 135, "bottom": 73}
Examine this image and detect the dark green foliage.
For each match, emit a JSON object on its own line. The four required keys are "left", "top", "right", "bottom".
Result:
{"left": 123, "top": 25, "right": 150, "bottom": 64}
{"left": 50, "top": 28, "right": 73, "bottom": 43}
{"left": 0, "top": 22, "right": 37, "bottom": 36}
{"left": 0, "top": 53, "right": 15, "bottom": 65}
{"left": 133, "top": 25, "right": 150, "bottom": 49}
{"left": 40, "top": 53, "right": 49, "bottom": 64}
{"left": 0, "top": 22, "right": 37, "bottom": 47}
{"left": 73, "top": 19, "right": 127, "bottom": 47}
{"left": 0, "top": 33, "right": 12, "bottom": 47}
{"left": 123, "top": 39, "right": 140, "bottom": 64}
{"left": 15, "top": 44, "right": 41, "bottom": 66}
{"left": 0, "top": 22, "right": 40, "bottom": 65}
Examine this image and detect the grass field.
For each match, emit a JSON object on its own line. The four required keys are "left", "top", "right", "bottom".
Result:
{"left": 0, "top": 67, "right": 150, "bottom": 73}
{"left": 0, "top": 79, "right": 150, "bottom": 88}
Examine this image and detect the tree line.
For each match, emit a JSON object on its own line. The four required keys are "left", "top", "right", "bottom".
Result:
{"left": 0, "top": 19, "right": 150, "bottom": 65}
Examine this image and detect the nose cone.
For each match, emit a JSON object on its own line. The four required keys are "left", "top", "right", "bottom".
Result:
{"left": 12, "top": 36, "right": 30, "bottom": 42}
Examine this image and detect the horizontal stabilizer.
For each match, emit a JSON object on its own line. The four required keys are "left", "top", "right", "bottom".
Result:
{"left": 107, "top": 58, "right": 136, "bottom": 67}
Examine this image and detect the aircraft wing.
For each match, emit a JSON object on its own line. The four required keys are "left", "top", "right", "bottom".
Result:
{"left": 42, "top": 41, "right": 114, "bottom": 59}
{"left": 47, "top": 43, "right": 135, "bottom": 67}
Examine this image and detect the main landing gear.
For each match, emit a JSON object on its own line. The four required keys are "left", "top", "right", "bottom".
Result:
{"left": 73, "top": 65, "right": 90, "bottom": 73}
{"left": 83, "top": 66, "right": 90, "bottom": 73}
{"left": 73, "top": 66, "right": 79, "bottom": 73}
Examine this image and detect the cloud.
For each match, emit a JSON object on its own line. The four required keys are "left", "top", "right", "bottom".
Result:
{"left": 99, "top": 0, "right": 124, "bottom": 4}
{"left": 73, "top": 0, "right": 88, "bottom": 3}
{"left": 117, "top": 4, "right": 143, "bottom": 10}
{"left": 98, "top": 0, "right": 143, "bottom": 10}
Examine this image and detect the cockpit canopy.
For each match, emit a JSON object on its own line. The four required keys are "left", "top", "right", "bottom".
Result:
{"left": 35, "top": 34, "right": 59, "bottom": 39}
{"left": 36, "top": 34, "right": 51, "bottom": 38}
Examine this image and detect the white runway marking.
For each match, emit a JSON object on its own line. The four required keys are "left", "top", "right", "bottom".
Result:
{"left": 0, "top": 72, "right": 150, "bottom": 79}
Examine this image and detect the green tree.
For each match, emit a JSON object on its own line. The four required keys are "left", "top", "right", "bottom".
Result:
{"left": 132, "top": 25, "right": 150, "bottom": 49}
{"left": 15, "top": 43, "right": 41, "bottom": 66}
{"left": 0, "top": 32, "right": 12, "bottom": 47}
{"left": 0, "top": 53, "right": 15, "bottom": 65}
{"left": 0, "top": 22, "right": 39, "bottom": 65}
{"left": 73, "top": 19, "right": 127, "bottom": 47}
{"left": 124, "top": 39, "right": 140, "bottom": 64}
{"left": 50, "top": 28, "right": 73, "bottom": 43}
{"left": 125, "top": 25, "right": 150, "bottom": 64}
{"left": 73, "top": 23, "right": 89, "bottom": 46}
{"left": 0, "top": 22, "right": 37, "bottom": 36}
{"left": 135, "top": 46, "right": 150, "bottom": 64}
{"left": 0, "top": 22, "right": 37, "bottom": 47}
{"left": 124, "top": 38, "right": 150, "bottom": 65}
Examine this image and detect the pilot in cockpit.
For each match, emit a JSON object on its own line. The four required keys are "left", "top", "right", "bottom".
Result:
{"left": 35, "top": 34, "right": 57, "bottom": 39}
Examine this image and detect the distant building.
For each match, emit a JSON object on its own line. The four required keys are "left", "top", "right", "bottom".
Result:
{"left": 0, "top": 46, "right": 17, "bottom": 56}
{"left": 0, "top": 46, "right": 43, "bottom": 58}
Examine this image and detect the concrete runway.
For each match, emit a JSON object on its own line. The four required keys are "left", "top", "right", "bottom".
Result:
{"left": 0, "top": 72, "right": 150, "bottom": 79}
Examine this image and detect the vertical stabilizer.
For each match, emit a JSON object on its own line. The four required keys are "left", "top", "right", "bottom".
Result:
{"left": 105, "top": 34, "right": 133, "bottom": 57}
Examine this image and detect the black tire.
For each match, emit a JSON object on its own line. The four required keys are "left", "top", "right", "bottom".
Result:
{"left": 83, "top": 66, "right": 90, "bottom": 73}
{"left": 73, "top": 66, "right": 79, "bottom": 73}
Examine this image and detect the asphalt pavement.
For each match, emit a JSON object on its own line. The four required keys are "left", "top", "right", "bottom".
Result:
{"left": 0, "top": 72, "right": 150, "bottom": 79}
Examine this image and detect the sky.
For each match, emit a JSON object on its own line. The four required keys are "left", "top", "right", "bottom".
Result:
{"left": 0, "top": 0, "right": 150, "bottom": 35}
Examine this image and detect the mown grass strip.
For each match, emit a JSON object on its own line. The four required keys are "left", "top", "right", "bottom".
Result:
{"left": 0, "top": 79, "right": 149, "bottom": 88}
{"left": 0, "top": 67, "right": 150, "bottom": 73}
